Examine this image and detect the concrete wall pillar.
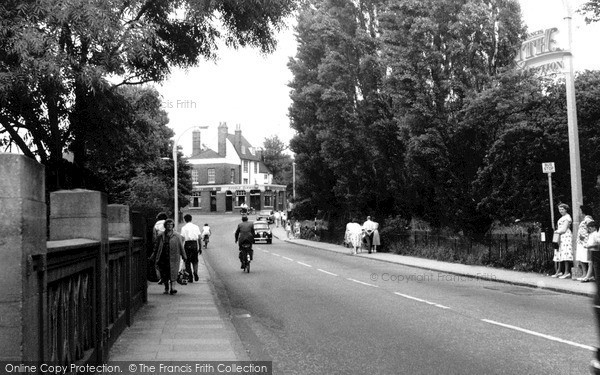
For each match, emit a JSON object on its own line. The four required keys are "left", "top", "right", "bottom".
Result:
{"left": 49, "top": 189, "right": 107, "bottom": 242}
{"left": 0, "top": 154, "right": 46, "bottom": 361}
{"left": 108, "top": 204, "right": 131, "bottom": 239}
{"left": 49, "top": 189, "right": 108, "bottom": 361}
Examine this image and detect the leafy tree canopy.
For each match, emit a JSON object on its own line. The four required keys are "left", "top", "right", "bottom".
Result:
{"left": 0, "top": 0, "right": 296, "bottom": 190}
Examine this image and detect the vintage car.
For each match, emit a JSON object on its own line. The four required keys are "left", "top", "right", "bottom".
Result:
{"left": 257, "top": 209, "right": 275, "bottom": 224}
{"left": 253, "top": 220, "right": 272, "bottom": 244}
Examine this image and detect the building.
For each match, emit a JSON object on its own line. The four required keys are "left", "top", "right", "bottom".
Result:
{"left": 185, "top": 123, "right": 286, "bottom": 213}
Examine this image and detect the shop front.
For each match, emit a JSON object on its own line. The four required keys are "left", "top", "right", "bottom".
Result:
{"left": 187, "top": 184, "right": 286, "bottom": 213}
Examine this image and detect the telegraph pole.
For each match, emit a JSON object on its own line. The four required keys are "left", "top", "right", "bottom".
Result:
{"left": 562, "top": 0, "right": 583, "bottom": 258}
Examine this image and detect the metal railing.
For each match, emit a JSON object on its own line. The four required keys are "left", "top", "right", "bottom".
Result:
{"left": 38, "top": 236, "right": 147, "bottom": 365}
{"left": 382, "top": 230, "right": 554, "bottom": 272}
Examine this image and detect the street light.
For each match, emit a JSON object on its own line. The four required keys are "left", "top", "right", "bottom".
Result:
{"left": 172, "top": 125, "right": 208, "bottom": 230}
{"left": 292, "top": 161, "right": 296, "bottom": 201}
{"left": 561, "top": 0, "right": 583, "bottom": 253}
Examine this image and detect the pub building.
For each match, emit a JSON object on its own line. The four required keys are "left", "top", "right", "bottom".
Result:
{"left": 184, "top": 122, "right": 287, "bottom": 213}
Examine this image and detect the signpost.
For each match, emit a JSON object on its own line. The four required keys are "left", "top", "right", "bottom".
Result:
{"left": 542, "top": 162, "right": 556, "bottom": 230}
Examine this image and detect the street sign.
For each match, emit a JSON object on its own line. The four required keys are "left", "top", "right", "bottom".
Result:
{"left": 542, "top": 162, "right": 555, "bottom": 174}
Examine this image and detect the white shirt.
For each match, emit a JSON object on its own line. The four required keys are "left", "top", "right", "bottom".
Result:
{"left": 201, "top": 225, "right": 211, "bottom": 236}
{"left": 181, "top": 222, "right": 201, "bottom": 242}
{"left": 363, "top": 219, "right": 376, "bottom": 233}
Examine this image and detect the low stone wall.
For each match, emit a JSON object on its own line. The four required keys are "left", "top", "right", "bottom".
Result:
{"left": 0, "top": 154, "right": 147, "bottom": 365}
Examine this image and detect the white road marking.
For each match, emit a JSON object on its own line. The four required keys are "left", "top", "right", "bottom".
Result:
{"left": 394, "top": 292, "right": 450, "bottom": 309}
{"left": 482, "top": 319, "right": 596, "bottom": 351}
{"left": 347, "top": 278, "right": 379, "bottom": 288}
{"left": 318, "top": 269, "right": 338, "bottom": 276}
{"left": 297, "top": 261, "right": 312, "bottom": 267}
{"left": 262, "top": 250, "right": 270, "bottom": 253}
{"left": 282, "top": 256, "right": 294, "bottom": 261}
{"left": 272, "top": 253, "right": 281, "bottom": 257}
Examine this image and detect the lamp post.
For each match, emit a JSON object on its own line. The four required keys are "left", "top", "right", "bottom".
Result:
{"left": 172, "top": 125, "right": 208, "bottom": 230}
{"left": 561, "top": 0, "right": 583, "bottom": 255}
{"left": 292, "top": 162, "right": 296, "bottom": 201}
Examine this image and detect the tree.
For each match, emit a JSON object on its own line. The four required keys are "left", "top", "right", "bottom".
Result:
{"left": 0, "top": 0, "right": 296, "bottom": 189}
{"left": 84, "top": 86, "right": 192, "bottom": 213}
{"left": 472, "top": 70, "right": 600, "bottom": 230}
{"left": 289, "top": 0, "right": 405, "bottom": 222}
{"left": 579, "top": 0, "right": 600, "bottom": 23}
{"left": 262, "top": 135, "right": 293, "bottom": 186}
{"left": 378, "top": 0, "right": 524, "bottom": 234}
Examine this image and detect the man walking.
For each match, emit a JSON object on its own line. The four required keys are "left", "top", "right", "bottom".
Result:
{"left": 181, "top": 214, "right": 201, "bottom": 282}
{"left": 362, "top": 216, "right": 377, "bottom": 254}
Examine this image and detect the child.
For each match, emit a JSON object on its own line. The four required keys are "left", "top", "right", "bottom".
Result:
{"left": 201, "top": 223, "right": 211, "bottom": 249}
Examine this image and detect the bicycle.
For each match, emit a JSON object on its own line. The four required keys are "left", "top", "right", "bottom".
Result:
{"left": 240, "top": 207, "right": 255, "bottom": 215}
{"left": 242, "top": 249, "right": 251, "bottom": 273}
{"left": 240, "top": 245, "right": 252, "bottom": 273}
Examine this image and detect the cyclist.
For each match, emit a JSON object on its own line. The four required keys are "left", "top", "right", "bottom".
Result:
{"left": 235, "top": 215, "right": 255, "bottom": 269}
{"left": 240, "top": 202, "right": 249, "bottom": 215}
{"left": 201, "top": 223, "right": 211, "bottom": 249}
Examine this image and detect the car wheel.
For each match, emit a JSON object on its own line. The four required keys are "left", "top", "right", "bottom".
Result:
{"left": 267, "top": 239, "right": 272, "bottom": 244}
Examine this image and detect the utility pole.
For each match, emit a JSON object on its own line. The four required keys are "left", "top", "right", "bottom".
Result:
{"left": 561, "top": 0, "right": 583, "bottom": 259}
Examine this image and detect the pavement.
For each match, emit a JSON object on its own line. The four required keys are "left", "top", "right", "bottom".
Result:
{"left": 108, "top": 223, "right": 596, "bottom": 363}
{"left": 108, "top": 255, "right": 248, "bottom": 362}
{"left": 269, "top": 226, "right": 597, "bottom": 298}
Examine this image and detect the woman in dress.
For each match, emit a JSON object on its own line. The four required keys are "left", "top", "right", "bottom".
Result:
{"left": 346, "top": 218, "right": 363, "bottom": 255}
{"left": 552, "top": 203, "right": 573, "bottom": 279}
{"left": 575, "top": 205, "right": 594, "bottom": 281}
{"left": 151, "top": 219, "right": 187, "bottom": 294}
{"left": 371, "top": 217, "right": 380, "bottom": 253}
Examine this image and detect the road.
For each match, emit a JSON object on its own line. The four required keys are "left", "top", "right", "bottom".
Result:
{"left": 200, "top": 214, "right": 596, "bottom": 374}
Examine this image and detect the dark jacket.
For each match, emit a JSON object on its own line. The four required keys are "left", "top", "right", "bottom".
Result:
{"left": 235, "top": 221, "right": 256, "bottom": 248}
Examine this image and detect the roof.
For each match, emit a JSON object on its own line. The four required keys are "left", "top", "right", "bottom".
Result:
{"left": 258, "top": 161, "right": 270, "bottom": 173}
{"left": 190, "top": 148, "right": 220, "bottom": 159}
{"left": 227, "top": 134, "right": 263, "bottom": 162}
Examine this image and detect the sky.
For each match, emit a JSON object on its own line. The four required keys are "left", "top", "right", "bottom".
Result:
{"left": 155, "top": 0, "right": 600, "bottom": 157}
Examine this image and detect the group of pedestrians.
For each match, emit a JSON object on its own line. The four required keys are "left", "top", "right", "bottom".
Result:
{"left": 551, "top": 204, "right": 598, "bottom": 282}
{"left": 148, "top": 212, "right": 210, "bottom": 295}
{"left": 345, "top": 216, "right": 380, "bottom": 255}
{"left": 273, "top": 210, "right": 288, "bottom": 228}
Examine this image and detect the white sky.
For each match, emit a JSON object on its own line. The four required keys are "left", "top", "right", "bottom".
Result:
{"left": 156, "top": 0, "right": 600, "bottom": 157}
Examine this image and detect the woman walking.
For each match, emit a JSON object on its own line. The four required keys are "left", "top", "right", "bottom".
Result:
{"left": 151, "top": 219, "right": 187, "bottom": 295}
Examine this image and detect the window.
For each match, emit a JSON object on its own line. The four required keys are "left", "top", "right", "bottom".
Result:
{"left": 192, "top": 191, "right": 201, "bottom": 208}
{"left": 243, "top": 178, "right": 248, "bottom": 184}
{"left": 208, "top": 168, "right": 215, "bottom": 184}
{"left": 254, "top": 162, "right": 257, "bottom": 174}
{"left": 264, "top": 190, "right": 273, "bottom": 207}
{"left": 191, "top": 170, "right": 198, "bottom": 184}
{"left": 230, "top": 169, "right": 236, "bottom": 183}
{"left": 236, "top": 190, "right": 246, "bottom": 206}
{"left": 243, "top": 161, "right": 248, "bottom": 173}
{"left": 264, "top": 173, "right": 268, "bottom": 182}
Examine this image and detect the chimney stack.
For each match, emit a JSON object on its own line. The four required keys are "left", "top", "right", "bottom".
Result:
{"left": 218, "top": 122, "right": 228, "bottom": 156}
{"left": 234, "top": 124, "right": 242, "bottom": 150}
{"left": 192, "top": 130, "right": 201, "bottom": 156}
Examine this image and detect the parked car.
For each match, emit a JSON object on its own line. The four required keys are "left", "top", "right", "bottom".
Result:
{"left": 253, "top": 221, "right": 272, "bottom": 244}
{"left": 257, "top": 209, "right": 274, "bottom": 224}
